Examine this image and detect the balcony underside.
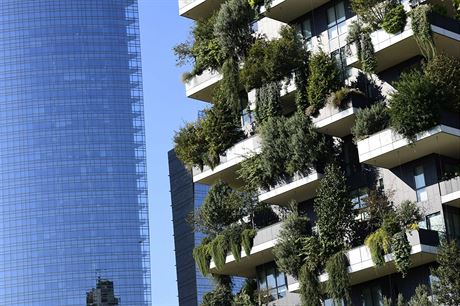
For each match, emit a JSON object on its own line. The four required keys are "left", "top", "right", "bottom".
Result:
{"left": 314, "top": 107, "right": 359, "bottom": 138}
{"left": 358, "top": 125, "right": 460, "bottom": 169}
{"left": 193, "top": 159, "right": 245, "bottom": 188}
{"left": 179, "top": 0, "right": 225, "bottom": 20}
{"left": 441, "top": 191, "right": 460, "bottom": 208}
{"left": 261, "top": 0, "right": 329, "bottom": 23}
{"left": 258, "top": 172, "right": 322, "bottom": 205}
{"left": 185, "top": 71, "right": 221, "bottom": 103}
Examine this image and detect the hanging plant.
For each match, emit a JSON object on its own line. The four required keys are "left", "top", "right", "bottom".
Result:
{"left": 392, "top": 231, "right": 412, "bottom": 277}
{"left": 255, "top": 81, "right": 282, "bottom": 123}
{"left": 241, "top": 228, "right": 257, "bottom": 256}
{"left": 299, "top": 263, "right": 322, "bottom": 306}
{"left": 210, "top": 234, "right": 230, "bottom": 269}
{"left": 409, "top": 4, "right": 436, "bottom": 59}
{"left": 325, "top": 251, "right": 350, "bottom": 305}
{"left": 193, "top": 237, "right": 212, "bottom": 276}
{"left": 347, "top": 21, "right": 377, "bottom": 74}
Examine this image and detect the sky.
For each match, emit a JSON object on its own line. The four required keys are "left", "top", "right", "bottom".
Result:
{"left": 138, "top": 1, "right": 208, "bottom": 305}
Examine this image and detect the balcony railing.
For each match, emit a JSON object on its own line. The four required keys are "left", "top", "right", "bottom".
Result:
{"left": 192, "top": 135, "right": 262, "bottom": 187}
{"left": 184, "top": 69, "right": 222, "bottom": 102}
{"left": 439, "top": 176, "right": 460, "bottom": 207}
{"left": 209, "top": 221, "right": 283, "bottom": 277}
{"left": 258, "top": 171, "right": 323, "bottom": 205}
{"left": 357, "top": 124, "right": 460, "bottom": 169}
{"left": 289, "top": 229, "right": 439, "bottom": 291}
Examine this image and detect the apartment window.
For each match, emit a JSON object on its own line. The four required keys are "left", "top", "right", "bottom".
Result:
{"left": 327, "top": 1, "right": 346, "bottom": 40}
{"left": 324, "top": 298, "right": 345, "bottom": 306}
{"left": 361, "top": 285, "right": 384, "bottom": 306}
{"left": 414, "top": 166, "right": 428, "bottom": 202}
{"left": 256, "top": 262, "right": 287, "bottom": 301}
{"left": 331, "top": 47, "right": 350, "bottom": 79}
{"left": 299, "top": 17, "right": 313, "bottom": 50}
{"left": 426, "top": 212, "right": 445, "bottom": 232}
{"left": 351, "top": 187, "right": 369, "bottom": 210}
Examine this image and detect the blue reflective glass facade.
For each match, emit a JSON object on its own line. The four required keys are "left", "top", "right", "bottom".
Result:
{"left": 0, "top": 1, "right": 150, "bottom": 305}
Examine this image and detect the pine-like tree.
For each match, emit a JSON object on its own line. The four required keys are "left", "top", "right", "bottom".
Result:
{"left": 431, "top": 240, "right": 460, "bottom": 306}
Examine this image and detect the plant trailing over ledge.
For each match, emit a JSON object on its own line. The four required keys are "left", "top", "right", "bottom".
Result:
{"left": 325, "top": 251, "right": 350, "bottom": 304}
{"left": 255, "top": 81, "right": 282, "bottom": 123}
{"left": 409, "top": 4, "right": 436, "bottom": 60}
{"left": 392, "top": 230, "right": 412, "bottom": 277}
{"left": 431, "top": 240, "right": 460, "bottom": 305}
{"left": 193, "top": 237, "right": 212, "bottom": 276}
{"left": 241, "top": 228, "right": 257, "bottom": 257}
{"left": 307, "top": 51, "right": 341, "bottom": 115}
{"left": 346, "top": 21, "right": 377, "bottom": 74}
{"left": 201, "top": 275, "right": 233, "bottom": 306}
{"left": 314, "top": 163, "right": 356, "bottom": 258}
{"left": 299, "top": 262, "right": 321, "bottom": 306}
{"left": 273, "top": 204, "right": 311, "bottom": 279}
{"left": 381, "top": 4, "right": 407, "bottom": 34}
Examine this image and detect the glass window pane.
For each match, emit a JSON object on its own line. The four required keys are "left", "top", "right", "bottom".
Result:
{"left": 275, "top": 269, "right": 285, "bottom": 287}
{"left": 257, "top": 268, "right": 266, "bottom": 290}
{"left": 327, "top": 7, "right": 336, "bottom": 26}
{"left": 427, "top": 213, "right": 445, "bottom": 232}
{"left": 266, "top": 266, "right": 276, "bottom": 289}
{"left": 301, "top": 19, "right": 312, "bottom": 39}
{"left": 335, "top": 1, "right": 346, "bottom": 22}
{"left": 417, "top": 188, "right": 428, "bottom": 202}
{"left": 414, "top": 166, "right": 426, "bottom": 188}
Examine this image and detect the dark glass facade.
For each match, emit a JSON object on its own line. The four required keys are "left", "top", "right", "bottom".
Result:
{"left": 0, "top": 1, "right": 150, "bottom": 305}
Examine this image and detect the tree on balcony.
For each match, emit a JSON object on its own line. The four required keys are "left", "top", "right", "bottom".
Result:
{"left": 431, "top": 240, "right": 460, "bottom": 306}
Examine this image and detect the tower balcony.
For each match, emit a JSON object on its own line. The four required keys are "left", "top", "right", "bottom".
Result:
{"left": 440, "top": 176, "right": 460, "bottom": 208}
{"left": 258, "top": 171, "right": 323, "bottom": 205}
{"left": 357, "top": 124, "right": 460, "bottom": 169}
{"left": 192, "top": 135, "right": 261, "bottom": 188}
{"left": 209, "top": 221, "right": 282, "bottom": 277}
{"left": 346, "top": 12, "right": 460, "bottom": 73}
{"left": 178, "top": 0, "right": 224, "bottom": 20}
{"left": 184, "top": 69, "right": 221, "bottom": 103}
{"left": 288, "top": 229, "right": 440, "bottom": 292}
{"left": 260, "top": 0, "right": 329, "bottom": 23}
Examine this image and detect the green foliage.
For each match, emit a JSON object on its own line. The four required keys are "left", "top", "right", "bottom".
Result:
{"left": 396, "top": 201, "right": 422, "bottom": 229}
{"left": 225, "top": 224, "right": 244, "bottom": 262}
{"left": 174, "top": 121, "right": 208, "bottom": 169}
{"left": 408, "top": 285, "right": 432, "bottom": 306}
{"left": 214, "top": 0, "right": 254, "bottom": 60}
{"left": 392, "top": 231, "right": 412, "bottom": 277}
{"left": 364, "top": 189, "right": 394, "bottom": 231}
{"left": 255, "top": 82, "right": 282, "bottom": 123}
{"left": 389, "top": 69, "right": 442, "bottom": 141}
{"left": 410, "top": 5, "right": 436, "bottom": 59}
{"left": 424, "top": 54, "right": 460, "bottom": 112}
{"left": 381, "top": 4, "right": 407, "bottom": 34}
{"left": 202, "top": 99, "right": 244, "bottom": 168}
{"left": 232, "top": 279, "right": 258, "bottom": 306}
{"left": 300, "top": 236, "right": 322, "bottom": 273}
{"left": 397, "top": 294, "right": 406, "bottom": 306}
{"left": 307, "top": 51, "right": 341, "bottom": 115}
{"left": 325, "top": 251, "right": 350, "bottom": 304}
{"left": 431, "top": 240, "right": 460, "bottom": 305}
{"left": 454, "top": 0, "right": 460, "bottom": 20}
{"left": 352, "top": 102, "right": 390, "bottom": 141}
{"left": 346, "top": 21, "right": 377, "bottom": 74}
{"left": 273, "top": 209, "right": 311, "bottom": 279}
{"left": 239, "top": 112, "right": 333, "bottom": 191}
{"left": 193, "top": 237, "right": 212, "bottom": 276}
{"left": 241, "top": 228, "right": 257, "bottom": 256}
{"left": 173, "top": 13, "right": 224, "bottom": 77}
{"left": 218, "top": 58, "right": 247, "bottom": 118}
{"left": 314, "top": 163, "right": 356, "bottom": 258}
{"left": 299, "top": 263, "right": 321, "bottom": 306}
{"left": 196, "top": 181, "right": 248, "bottom": 235}
{"left": 240, "top": 26, "right": 309, "bottom": 91}
{"left": 210, "top": 234, "right": 230, "bottom": 269}
{"left": 201, "top": 275, "right": 233, "bottom": 306}
{"left": 365, "top": 227, "right": 391, "bottom": 266}
{"left": 351, "top": 0, "right": 398, "bottom": 29}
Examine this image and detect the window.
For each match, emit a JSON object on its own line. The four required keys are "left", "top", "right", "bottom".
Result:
{"left": 426, "top": 212, "right": 445, "bottom": 232}
{"left": 414, "top": 166, "right": 428, "bottom": 202}
{"left": 256, "top": 262, "right": 287, "bottom": 301}
{"left": 351, "top": 187, "right": 369, "bottom": 210}
{"left": 298, "top": 17, "right": 313, "bottom": 50}
{"left": 324, "top": 298, "right": 345, "bottom": 306}
{"left": 361, "top": 285, "right": 384, "bottom": 306}
{"left": 327, "top": 1, "right": 346, "bottom": 40}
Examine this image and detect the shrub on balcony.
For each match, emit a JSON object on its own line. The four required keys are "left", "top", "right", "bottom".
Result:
{"left": 381, "top": 4, "right": 407, "bottom": 34}
{"left": 201, "top": 275, "right": 233, "bottom": 306}
{"left": 410, "top": 4, "right": 436, "bottom": 59}
{"left": 351, "top": 102, "right": 390, "bottom": 141}
{"left": 273, "top": 206, "right": 311, "bottom": 279}
{"left": 255, "top": 81, "right": 282, "bottom": 123}
{"left": 299, "top": 262, "right": 321, "bottom": 306}
{"left": 431, "top": 240, "right": 460, "bottom": 305}
{"left": 240, "top": 26, "right": 309, "bottom": 92}
{"left": 392, "top": 230, "right": 412, "bottom": 278}
{"left": 174, "top": 121, "right": 209, "bottom": 170}
{"left": 389, "top": 69, "right": 442, "bottom": 141}
{"left": 314, "top": 163, "right": 356, "bottom": 258}
{"left": 424, "top": 54, "right": 460, "bottom": 112}
{"left": 346, "top": 21, "right": 377, "bottom": 74}
{"left": 351, "top": 0, "right": 399, "bottom": 30}
{"left": 307, "top": 51, "right": 341, "bottom": 115}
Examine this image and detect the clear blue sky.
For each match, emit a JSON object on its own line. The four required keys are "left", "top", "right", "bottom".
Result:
{"left": 139, "top": 1, "right": 207, "bottom": 305}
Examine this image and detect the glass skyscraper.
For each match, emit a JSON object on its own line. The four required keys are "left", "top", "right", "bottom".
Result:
{"left": 0, "top": 1, "right": 150, "bottom": 305}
